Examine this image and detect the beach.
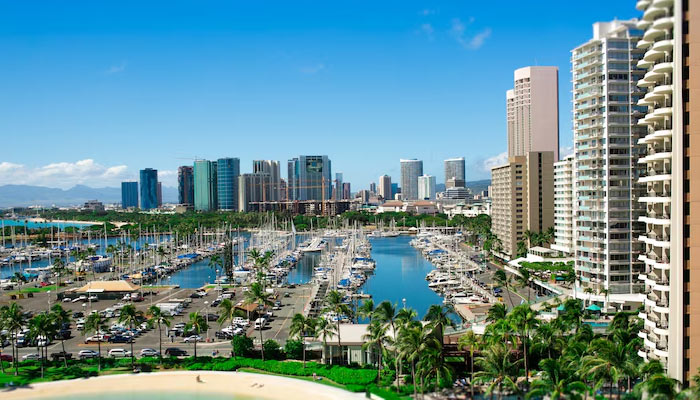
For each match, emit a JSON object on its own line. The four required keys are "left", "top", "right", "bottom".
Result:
{"left": 0, "top": 371, "right": 364, "bottom": 400}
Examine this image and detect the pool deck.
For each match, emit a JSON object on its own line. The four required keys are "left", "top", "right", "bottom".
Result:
{"left": 1, "top": 370, "right": 364, "bottom": 400}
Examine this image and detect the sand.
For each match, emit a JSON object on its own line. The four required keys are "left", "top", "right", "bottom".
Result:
{"left": 0, "top": 370, "right": 365, "bottom": 400}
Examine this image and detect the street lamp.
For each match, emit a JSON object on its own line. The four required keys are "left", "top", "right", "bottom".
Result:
{"left": 402, "top": 298, "right": 406, "bottom": 309}
{"left": 47, "top": 290, "right": 51, "bottom": 311}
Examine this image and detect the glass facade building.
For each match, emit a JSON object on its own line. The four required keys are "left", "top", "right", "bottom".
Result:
{"left": 121, "top": 181, "right": 138, "bottom": 209}
{"left": 216, "top": 158, "right": 240, "bottom": 210}
{"left": 139, "top": 168, "right": 158, "bottom": 210}
{"left": 194, "top": 160, "right": 218, "bottom": 212}
{"left": 400, "top": 159, "right": 423, "bottom": 200}
{"left": 178, "top": 166, "right": 194, "bottom": 205}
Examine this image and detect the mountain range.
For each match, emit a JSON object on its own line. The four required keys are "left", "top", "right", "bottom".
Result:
{"left": 0, "top": 184, "right": 178, "bottom": 208}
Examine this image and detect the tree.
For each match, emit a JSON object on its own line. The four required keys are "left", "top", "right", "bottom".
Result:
{"left": 515, "top": 269, "right": 532, "bottom": 303}
{"left": 362, "top": 320, "right": 389, "bottom": 384}
{"left": 50, "top": 304, "right": 71, "bottom": 368}
{"left": 458, "top": 330, "right": 480, "bottom": 400}
{"left": 634, "top": 373, "right": 680, "bottom": 400}
{"left": 243, "top": 282, "right": 273, "bottom": 360}
{"left": 84, "top": 311, "right": 107, "bottom": 372}
{"left": 147, "top": 305, "right": 172, "bottom": 361}
{"left": 508, "top": 304, "right": 539, "bottom": 386}
{"left": 314, "top": 316, "right": 337, "bottom": 365}
{"left": 474, "top": 343, "right": 522, "bottom": 400}
{"left": 357, "top": 299, "right": 374, "bottom": 323}
{"left": 397, "top": 322, "right": 436, "bottom": 398}
{"left": 289, "top": 313, "right": 316, "bottom": 367}
{"left": 487, "top": 303, "right": 508, "bottom": 323}
{"left": 527, "top": 358, "right": 587, "bottom": 400}
{"left": 494, "top": 270, "right": 514, "bottom": 307}
{"left": 516, "top": 241, "right": 528, "bottom": 258}
{"left": 118, "top": 304, "right": 143, "bottom": 369}
{"left": 374, "top": 300, "right": 399, "bottom": 390}
{"left": 417, "top": 339, "right": 452, "bottom": 394}
{"left": 217, "top": 298, "right": 241, "bottom": 329}
{"left": 324, "top": 290, "right": 352, "bottom": 365}
{"left": 208, "top": 255, "right": 223, "bottom": 278}
{"left": 231, "top": 335, "right": 254, "bottom": 358}
{"left": 185, "top": 311, "right": 208, "bottom": 358}
{"left": 27, "top": 313, "right": 56, "bottom": 378}
{"left": 51, "top": 258, "right": 66, "bottom": 290}
{"left": 1, "top": 303, "right": 26, "bottom": 375}
{"left": 423, "top": 304, "right": 456, "bottom": 346}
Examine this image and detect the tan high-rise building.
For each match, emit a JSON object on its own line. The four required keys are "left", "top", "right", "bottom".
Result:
{"left": 490, "top": 151, "right": 554, "bottom": 258}
{"left": 506, "top": 66, "right": 561, "bottom": 161}
{"left": 378, "top": 175, "right": 392, "bottom": 200}
{"left": 635, "top": 0, "right": 699, "bottom": 384}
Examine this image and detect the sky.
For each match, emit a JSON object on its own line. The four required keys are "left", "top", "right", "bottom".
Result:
{"left": 0, "top": 1, "right": 641, "bottom": 189}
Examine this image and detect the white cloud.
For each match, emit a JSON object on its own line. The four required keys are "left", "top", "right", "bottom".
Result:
{"left": 105, "top": 62, "right": 127, "bottom": 75}
{"left": 420, "top": 23, "right": 435, "bottom": 39}
{"left": 300, "top": 64, "right": 325, "bottom": 75}
{"left": 0, "top": 159, "right": 136, "bottom": 189}
{"left": 482, "top": 152, "right": 508, "bottom": 171}
{"left": 450, "top": 18, "right": 491, "bottom": 50}
{"left": 560, "top": 146, "right": 574, "bottom": 158}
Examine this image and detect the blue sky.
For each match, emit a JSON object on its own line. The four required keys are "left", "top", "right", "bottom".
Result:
{"left": 0, "top": 1, "right": 640, "bottom": 189}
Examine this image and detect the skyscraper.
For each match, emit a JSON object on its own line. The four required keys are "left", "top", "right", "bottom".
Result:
{"left": 121, "top": 182, "right": 138, "bottom": 209}
{"left": 157, "top": 182, "right": 162, "bottom": 207}
{"left": 253, "top": 160, "right": 281, "bottom": 201}
{"left": 417, "top": 175, "right": 436, "bottom": 200}
{"left": 378, "top": 175, "right": 392, "bottom": 200}
{"left": 342, "top": 182, "right": 351, "bottom": 200}
{"left": 287, "top": 159, "right": 299, "bottom": 201}
{"left": 507, "top": 66, "right": 560, "bottom": 160}
{"left": 216, "top": 158, "right": 240, "bottom": 211}
{"left": 238, "top": 173, "right": 272, "bottom": 212}
{"left": 139, "top": 168, "right": 158, "bottom": 210}
{"left": 490, "top": 152, "right": 554, "bottom": 258}
{"left": 635, "top": 0, "right": 699, "bottom": 383}
{"left": 400, "top": 159, "right": 423, "bottom": 200}
{"left": 444, "top": 157, "right": 466, "bottom": 186}
{"left": 552, "top": 155, "right": 574, "bottom": 256}
{"left": 572, "top": 20, "right": 646, "bottom": 308}
{"left": 194, "top": 159, "right": 218, "bottom": 212}
{"left": 177, "top": 166, "right": 194, "bottom": 206}
{"left": 369, "top": 182, "right": 376, "bottom": 194}
{"left": 295, "top": 155, "right": 332, "bottom": 200}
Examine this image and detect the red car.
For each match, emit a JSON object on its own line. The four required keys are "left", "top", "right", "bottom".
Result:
{"left": 0, "top": 354, "right": 13, "bottom": 362}
{"left": 39, "top": 282, "right": 51, "bottom": 287}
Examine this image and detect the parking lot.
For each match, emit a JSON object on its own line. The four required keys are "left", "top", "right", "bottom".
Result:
{"left": 1, "top": 282, "right": 312, "bottom": 361}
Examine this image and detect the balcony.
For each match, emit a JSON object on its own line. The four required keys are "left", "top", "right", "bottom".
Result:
{"left": 642, "top": 6, "right": 666, "bottom": 22}
{"left": 652, "top": 39, "right": 674, "bottom": 53}
{"left": 652, "top": 15, "right": 674, "bottom": 30}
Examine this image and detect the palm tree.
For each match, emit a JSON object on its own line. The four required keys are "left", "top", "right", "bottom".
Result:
{"left": 523, "top": 230, "right": 535, "bottom": 248}
{"left": 243, "top": 282, "right": 273, "bottom": 360}
{"left": 147, "top": 305, "right": 172, "bottom": 361}
{"left": 1, "top": 303, "right": 25, "bottom": 375}
{"left": 289, "top": 313, "right": 316, "bottom": 367}
{"left": 324, "top": 290, "right": 352, "bottom": 365}
{"left": 51, "top": 258, "right": 66, "bottom": 290}
{"left": 508, "top": 304, "right": 539, "bottom": 386}
{"left": 474, "top": 343, "right": 522, "bottom": 400}
{"left": 423, "top": 304, "right": 456, "bottom": 346}
{"left": 515, "top": 269, "right": 532, "bottom": 303}
{"left": 493, "top": 269, "right": 514, "bottom": 307}
{"left": 458, "top": 330, "right": 480, "bottom": 400}
{"left": 28, "top": 313, "right": 56, "bottom": 378}
{"left": 362, "top": 320, "right": 389, "bottom": 384}
{"left": 532, "top": 322, "right": 563, "bottom": 360}
{"left": 397, "top": 323, "right": 436, "bottom": 398}
{"left": 487, "top": 303, "right": 508, "bottom": 323}
{"left": 417, "top": 339, "right": 452, "bottom": 394}
{"left": 84, "top": 311, "right": 107, "bottom": 371}
{"left": 185, "top": 311, "right": 208, "bottom": 358}
{"left": 118, "top": 304, "right": 143, "bottom": 369}
{"left": 374, "top": 300, "right": 399, "bottom": 389}
{"left": 50, "top": 304, "right": 71, "bottom": 368}
{"left": 527, "top": 358, "right": 587, "bottom": 400}
{"left": 634, "top": 373, "right": 680, "bottom": 400}
{"left": 357, "top": 299, "right": 374, "bottom": 323}
{"left": 208, "top": 254, "right": 223, "bottom": 278}
{"left": 314, "top": 316, "right": 337, "bottom": 365}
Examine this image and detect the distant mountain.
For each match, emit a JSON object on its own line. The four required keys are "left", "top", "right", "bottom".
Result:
{"left": 465, "top": 179, "right": 491, "bottom": 195}
{"left": 0, "top": 184, "right": 178, "bottom": 208}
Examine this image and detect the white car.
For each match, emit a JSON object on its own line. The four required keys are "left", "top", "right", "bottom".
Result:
{"left": 183, "top": 335, "right": 202, "bottom": 343}
{"left": 108, "top": 348, "right": 132, "bottom": 358}
{"left": 22, "top": 353, "right": 41, "bottom": 361}
{"left": 139, "top": 348, "right": 160, "bottom": 357}
{"left": 61, "top": 297, "right": 72, "bottom": 303}
{"left": 78, "top": 350, "right": 99, "bottom": 359}
{"left": 232, "top": 317, "right": 249, "bottom": 327}
{"left": 88, "top": 295, "right": 98, "bottom": 302}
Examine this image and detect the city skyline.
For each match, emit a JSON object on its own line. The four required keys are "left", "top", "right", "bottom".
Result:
{"left": 0, "top": 1, "right": 640, "bottom": 189}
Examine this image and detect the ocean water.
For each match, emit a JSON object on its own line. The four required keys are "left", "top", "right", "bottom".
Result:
{"left": 0, "top": 219, "right": 98, "bottom": 229}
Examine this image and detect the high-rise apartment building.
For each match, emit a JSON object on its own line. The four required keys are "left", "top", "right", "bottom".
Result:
{"left": 121, "top": 182, "right": 138, "bottom": 209}
{"left": 400, "top": 159, "right": 423, "bottom": 200}
{"left": 194, "top": 159, "right": 218, "bottom": 212}
{"left": 369, "top": 182, "right": 376, "bottom": 194}
{"left": 507, "top": 66, "right": 560, "bottom": 161}
{"left": 289, "top": 155, "right": 332, "bottom": 201}
{"left": 177, "top": 166, "right": 194, "bottom": 206}
{"left": 635, "top": 0, "right": 699, "bottom": 383}
{"left": 342, "top": 182, "right": 351, "bottom": 200}
{"left": 238, "top": 173, "right": 272, "bottom": 212}
{"left": 444, "top": 157, "right": 466, "bottom": 185}
{"left": 253, "top": 160, "right": 281, "bottom": 201}
{"left": 157, "top": 182, "right": 163, "bottom": 207}
{"left": 552, "top": 155, "right": 574, "bottom": 255}
{"left": 378, "top": 175, "right": 392, "bottom": 200}
{"left": 217, "top": 158, "right": 240, "bottom": 211}
{"left": 572, "top": 20, "right": 647, "bottom": 307}
{"left": 490, "top": 152, "right": 554, "bottom": 258}
{"left": 418, "top": 175, "right": 436, "bottom": 200}
{"left": 139, "top": 168, "right": 158, "bottom": 210}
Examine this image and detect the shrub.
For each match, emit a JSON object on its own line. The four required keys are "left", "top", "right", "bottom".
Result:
{"left": 283, "top": 339, "right": 303, "bottom": 360}
{"left": 231, "top": 335, "right": 254, "bottom": 357}
{"left": 263, "top": 340, "right": 284, "bottom": 360}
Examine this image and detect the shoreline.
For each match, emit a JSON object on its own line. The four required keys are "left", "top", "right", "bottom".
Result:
{"left": 0, "top": 370, "right": 364, "bottom": 400}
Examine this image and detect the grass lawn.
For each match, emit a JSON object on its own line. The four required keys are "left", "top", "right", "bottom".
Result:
{"left": 9, "top": 285, "right": 58, "bottom": 295}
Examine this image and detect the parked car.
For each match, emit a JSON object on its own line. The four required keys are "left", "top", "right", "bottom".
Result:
{"left": 78, "top": 350, "right": 99, "bottom": 360}
{"left": 164, "top": 347, "right": 187, "bottom": 357}
{"left": 72, "top": 312, "right": 84, "bottom": 318}
{"left": 206, "top": 313, "right": 219, "bottom": 322}
{"left": 109, "top": 335, "right": 133, "bottom": 344}
{"left": 108, "top": 348, "right": 132, "bottom": 358}
{"left": 85, "top": 334, "right": 109, "bottom": 343}
{"left": 183, "top": 335, "right": 202, "bottom": 343}
{"left": 139, "top": 348, "right": 160, "bottom": 357}
{"left": 50, "top": 351, "right": 73, "bottom": 361}
{"left": 22, "top": 353, "right": 41, "bottom": 361}
{"left": 0, "top": 354, "right": 13, "bottom": 362}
